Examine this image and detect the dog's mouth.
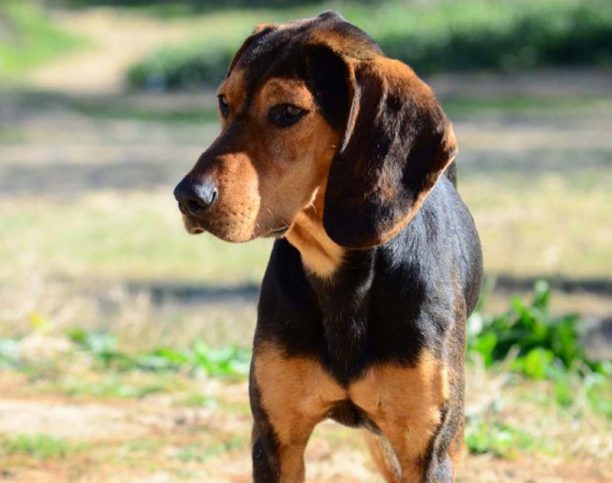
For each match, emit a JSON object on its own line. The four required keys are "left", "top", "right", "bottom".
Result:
{"left": 183, "top": 216, "right": 206, "bottom": 235}
{"left": 187, "top": 225, "right": 205, "bottom": 235}
{"left": 182, "top": 212, "right": 288, "bottom": 240}
{"left": 263, "top": 225, "right": 289, "bottom": 238}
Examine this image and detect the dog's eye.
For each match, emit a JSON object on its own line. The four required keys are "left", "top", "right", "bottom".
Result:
{"left": 269, "top": 104, "right": 307, "bottom": 128}
{"left": 218, "top": 95, "right": 229, "bottom": 118}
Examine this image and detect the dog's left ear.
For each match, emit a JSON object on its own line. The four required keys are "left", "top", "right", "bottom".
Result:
{"left": 323, "top": 57, "right": 457, "bottom": 249}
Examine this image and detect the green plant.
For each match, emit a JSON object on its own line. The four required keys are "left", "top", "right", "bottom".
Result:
{"left": 68, "top": 329, "right": 133, "bottom": 368}
{"left": 67, "top": 329, "right": 251, "bottom": 377}
{"left": 466, "top": 419, "right": 538, "bottom": 458}
{"left": 467, "top": 281, "right": 611, "bottom": 412}
{"left": 376, "top": 0, "right": 612, "bottom": 73}
{"left": 127, "top": 41, "right": 238, "bottom": 91}
{"left": 468, "top": 281, "right": 606, "bottom": 376}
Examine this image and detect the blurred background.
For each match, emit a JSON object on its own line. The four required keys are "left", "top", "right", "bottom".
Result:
{"left": 0, "top": 0, "right": 610, "bottom": 481}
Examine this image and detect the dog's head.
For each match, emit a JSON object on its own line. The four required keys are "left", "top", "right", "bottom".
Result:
{"left": 174, "top": 11, "right": 457, "bottom": 249}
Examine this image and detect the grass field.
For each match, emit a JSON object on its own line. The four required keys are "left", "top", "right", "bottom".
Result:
{"left": 1, "top": 69, "right": 610, "bottom": 480}
{"left": 0, "top": 2, "right": 611, "bottom": 481}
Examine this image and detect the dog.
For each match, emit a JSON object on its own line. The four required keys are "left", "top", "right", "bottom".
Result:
{"left": 174, "top": 11, "right": 482, "bottom": 482}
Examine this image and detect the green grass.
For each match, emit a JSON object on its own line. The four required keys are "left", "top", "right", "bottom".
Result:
{"left": 56, "top": 374, "right": 173, "bottom": 399}
{"left": 126, "top": 9, "right": 286, "bottom": 90}
{"left": 66, "top": 96, "right": 217, "bottom": 124}
{"left": 3, "top": 88, "right": 609, "bottom": 131}
{"left": 0, "top": 89, "right": 217, "bottom": 125}
{"left": 0, "top": 1, "right": 89, "bottom": 81}
{"left": 1, "top": 283, "right": 608, "bottom": 415}
{"left": 0, "top": 329, "right": 251, "bottom": 381}
{"left": 126, "top": 0, "right": 612, "bottom": 90}
{"left": 0, "top": 285, "right": 608, "bottom": 464}
{"left": 442, "top": 95, "right": 612, "bottom": 120}
{"left": 57, "top": 0, "right": 311, "bottom": 15}
{"left": 0, "top": 434, "right": 83, "bottom": 460}
{"left": 460, "top": 170, "right": 612, "bottom": 280}
{"left": 180, "top": 393, "right": 218, "bottom": 408}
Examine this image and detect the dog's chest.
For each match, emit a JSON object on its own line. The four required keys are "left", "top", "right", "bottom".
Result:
{"left": 307, "top": 258, "right": 375, "bottom": 383}
{"left": 254, "top": 342, "right": 448, "bottom": 445}
{"left": 305, "top": 252, "right": 428, "bottom": 383}
{"left": 258, "top": 239, "right": 431, "bottom": 384}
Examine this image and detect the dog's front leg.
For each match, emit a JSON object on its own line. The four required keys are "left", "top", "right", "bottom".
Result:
{"left": 250, "top": 416, "right": 312, "bottom": 483}
{"left": 249, "top": 343, "right": 335, "bottom": 483}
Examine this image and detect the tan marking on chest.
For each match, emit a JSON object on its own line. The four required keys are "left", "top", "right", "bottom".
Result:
{"left": 254, "top": 344, "right": 448, "bottom": 461}
{"left": 285, "top": 189, "right": 344, "bottom": 279}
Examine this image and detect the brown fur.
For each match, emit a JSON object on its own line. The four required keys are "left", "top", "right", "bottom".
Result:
{"left": 285, "top": 185, "right": 344, "bottom": 278}
{"left": 191, "top": 76, "right": 341, "bottom": 243}
{"left": 254, "top": 343, "right": 449, "bottom": 482}
{"left": 174, "top": 13, "right": 482, "bottom": 482}
{"left": 253, "top": 343, "right": 345, "bottom": 482}
{"left": 350, "top": 351, "right": 449, "bottom": 481}
{"left": 364, "top": 432, "right": 402, "bottom": 482}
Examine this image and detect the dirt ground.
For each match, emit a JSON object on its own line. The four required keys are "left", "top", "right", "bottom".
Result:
{"left": 0, "top": 369, "right": 609, "bottom": 483}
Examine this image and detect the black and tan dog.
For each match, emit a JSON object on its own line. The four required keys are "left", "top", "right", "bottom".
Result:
{"left": 174, "top": 11, "right": 482, "bottom": 483}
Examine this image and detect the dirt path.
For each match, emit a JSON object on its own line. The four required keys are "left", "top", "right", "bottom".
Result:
{"left": 29, "top": 9, "right": 199, "bottom": 94}
{"left": 1, "top": 390, "right": 609, "bottom": 483}
{"left": 1, "top": 369, "right": 609, "bottom": 483}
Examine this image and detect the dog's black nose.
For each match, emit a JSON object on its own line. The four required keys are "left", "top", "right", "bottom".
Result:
{"left": 174, "top": 177, "right": 218, "bottom": 216}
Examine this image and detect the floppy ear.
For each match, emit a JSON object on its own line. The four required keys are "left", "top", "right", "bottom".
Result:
{"left": 322, "top": 58, "right": 458, "bottom": 249}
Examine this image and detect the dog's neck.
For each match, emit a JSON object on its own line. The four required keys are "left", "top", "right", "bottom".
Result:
{"left": 285, "top": 187, "right": 344, "bottom": 279}
{"left": 285, "top": 186, "right": 380, "bottom": 384}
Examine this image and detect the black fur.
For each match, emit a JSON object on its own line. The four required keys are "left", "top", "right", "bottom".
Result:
{"left": 256, "top": 177, "right": 481, "bottom": 382}
{"left": 188, "top": 11, "right": 483, "bottom": 482}
{"left": 253, "top": 176, "right": 481, "bottom": 482}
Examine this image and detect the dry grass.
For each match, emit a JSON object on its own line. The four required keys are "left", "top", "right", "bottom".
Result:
{"left": 462, "top": 172, "right": 612, "bottom": 279}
